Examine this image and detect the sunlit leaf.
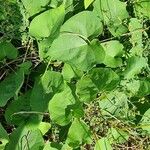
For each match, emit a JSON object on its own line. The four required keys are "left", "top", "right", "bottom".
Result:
{"left": 107, "top": 127, "right": 129, "bottom": 144}
{"left": 134, "top": 0, "right": 150, "bottom": 18}
{"left": 62, "top": 63, "right": 83, "bottom": 82}
{"left": 47, "top": 33, "right": 96, "bottom": 71}
{"left": 21, "top": 0, "right": 50, "bottom": 17}
{"left": 93, "top": 0, "right": 129, "bottom": 36}
{"left": 99, "top": 90, "right": 128, "bottom": 118}
{"left": 123, "top": 56, "right": 147, "bottom": 79}
{"left": 29, "top": 5, "right": 65, "bottom": 38}
{"left": 61, "top": 11, "right": 103, "bottom": 38}
{"left": 84, "top": 0, "right": 94, "bottom": 9}
{"left": 66, "top": 118, "right": 92, "bottom": 148}
{"left": 38, "top": 122, "right": 51, "bottom": 135}
{"left": 101, "top": 40, "right": 124, "bottom": 68}
{"left": 129, "top": 18, "right": 143, "bottom": 56}
{"left": 94, "top": 138, "right": 112, "bottom": 150}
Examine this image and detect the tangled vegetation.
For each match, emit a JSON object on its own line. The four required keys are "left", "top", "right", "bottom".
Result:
{"left": 0, "top": 0, "right": 150, "bottom": 149}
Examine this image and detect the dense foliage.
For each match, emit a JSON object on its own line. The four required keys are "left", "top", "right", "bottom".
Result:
{"left": 0, "top": 0, "right": 150, "bottom": 149}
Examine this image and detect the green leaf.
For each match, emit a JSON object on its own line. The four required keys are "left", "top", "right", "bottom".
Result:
{"left": 94, "top": 138, "right": 112, "bottom": 150}
{"left": 76, "top": 75, "right": 99, "bottom": 103}
{"left": 140, "top": 108, "right": 150, "bottom": 134}
{"left": 61, "top": 11, "right": 103, "bottom": 38}
{"left": 29, "top": 5, "right": 65, "bottom": 38}
{"left": 26, "top": 83, "right": 47, "bottom": 126}
{"left": 129, "top": 18, "right": 143, "bottom": 56}
{"left": 0, "top": 124, "right": 9, "bottom": 150}
{"left": 66, "top": 118, "right": 92, "bottom": 148}
{"left": 0, "top": 69, "right": 24, "bottom": 107}
{"left": 123, "top": 56, "right": 147, "bottom": 79}
{"left": 47, "top": 33, "right": 96, "bottom": 71}
{"left": 91, "top": 40, "right": 105, "bottom": 64}
{"left": 123, "top": 78, "right": 150, "bottom": 98}
{"left": 38, "top": 33, "right": 59, "bottom": 60}
{"left": 84, "top": 0, "right": 94, "bottom": 9}
{"left": 76, "top": 68, "right": 120, "bottom": 103}
{"left": 125, "top": 79, "right": 141, "bottom": 96}
{"left": 5, "top": 91, "right": 31, "bottom": 125}
{"left": 88, "top": 68, "right": 120, "bottom": 91}
{"left": 47, "top": 36, "right": 105, "bottom": 71}
{"left": 92, "top": 0, "right": 104, "bottom": 20}
{"left": 61, "top": 143, "right": 72, "bottom": 150}
{"left": 107, "top": 128, "right": 129, "bottom": 144}
{"left": 126, "top": 79, "right": 150, "bottom": 97}
{"left": 48, "top": 84, "right": 75, "bottom": 126}
{"left": 108, "top": 23, "right": 128, "bottom": 37}
{"left": 99, "top": 91, "right": 128, "bottom": 118}
{"left": 101, "top": 40, "right": 124, "bottom": 68}
{"left": 136, "top": 79, "right": 150, "bottom": 97}
{"left": 50, "top": 0, "right": 63, "bottom": 8}
{"left": 19, "top": 61, "right": 32, "bottom": 74}
{"left": 5, "top": 124, "right": 44, "bottom": 150}
{"left": 28, "top": 70, "right": 64, "bottom": 126}
{"left": 38, "top": 122, "right": 51, "bottom": 135}
{"left": 69, "top": 102, "right": 85, "bottom": 119}
{"left": 0, "top": 41, "right": 18, "bottom": 60}
{"left": 41, "top": 70, "right": 64, "bottom": 94}
{"left": 30, "top": 70, "right": 64, "bottom": 112}
{"left": 62, "top": 63, "right": 83, "bottom": 82}
{"left": 43, "top": 142, "right": 62, "bottom": 150}
{"left": 134, "top": 0, "right": 150, "bottom": 18}
{"left": 21, "top": 0, "right": 50, "bottom": 17}
{"left": 64, "top": 0, "right": 74, "bottom": 14}
{"left": 62, "top": 64, "right": 75, "bottom": 81}
{"left": 93, "top": 0, "right": 129, "bottom": 36}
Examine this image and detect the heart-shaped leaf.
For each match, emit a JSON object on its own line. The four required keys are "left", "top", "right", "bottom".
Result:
{"left": 0, "top": 69, "right": 24, "bottom": 107}
{"left": 76, "top": 68, "right": 120, "bottom": 103}
{"left": 93, "top": 0, "right": 129, "bottom": 36}
{"left": 66, "top": 118, "right": 92, "bottom": 148}
{"left": 49, "top": 84, "right": 75, "bottom": 126}
{"left": 61, "top": 11, "right": 103, "bottom": 38}
{"left": 29, "top": 5, "right": 65, "bottom": 38}
{"left": 47, "top": 33, "right": 96, "bottom": 71}
{"left": 101, "top": 40, "right": 124, "bottom": 68}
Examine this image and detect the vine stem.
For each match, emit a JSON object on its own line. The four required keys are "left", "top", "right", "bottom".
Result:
{"left": 11, "top": 111, "right": 49, "bottom": 117}
{"left": 99, "top": 26, "right": 150, "bottom": 43}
